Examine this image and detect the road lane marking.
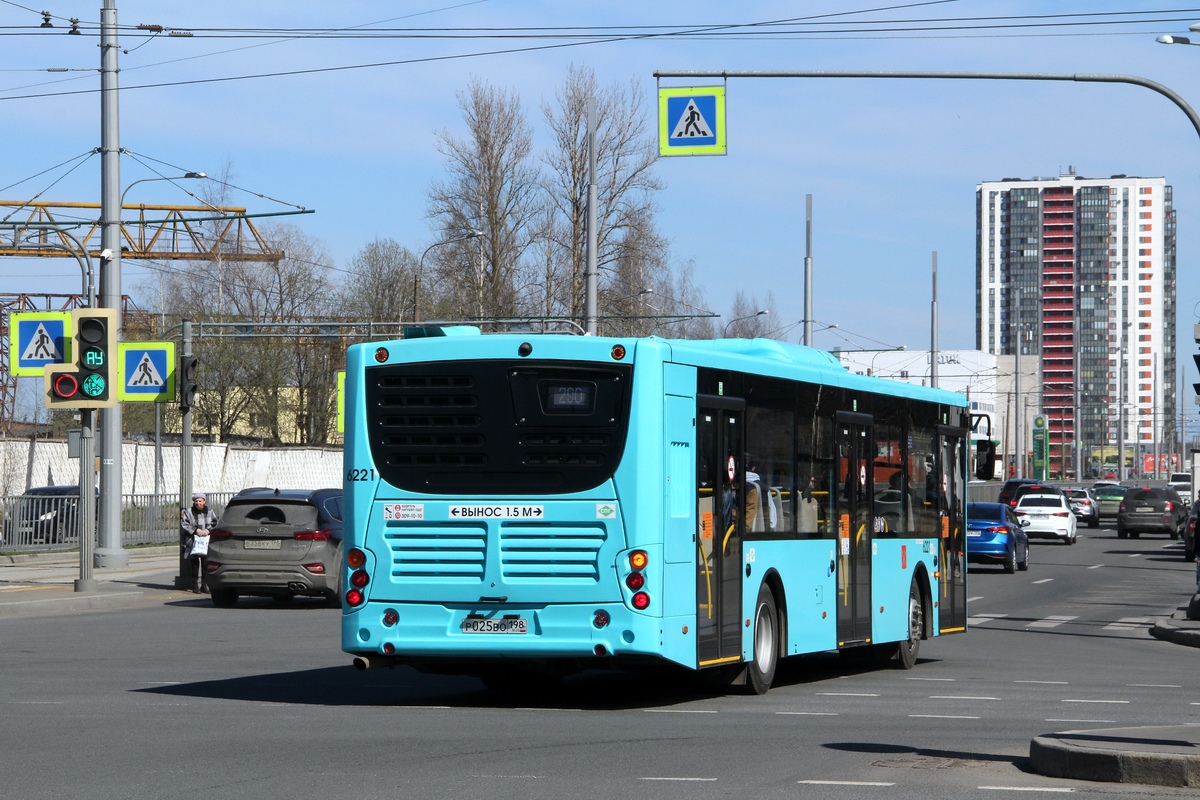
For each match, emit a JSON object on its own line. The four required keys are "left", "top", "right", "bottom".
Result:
{"left": 930, "top": 695, "right": 999, "bottom": 701}
{"left": 1062, "top": 699, "right": 1129, "bottom": 704}
{"left": 1126, "top": 683, "right": 1179, "bottom": 688}
{"left": 799, "top": 780, "right": 895, "bottom": 786}
{"left": 1027, "top": 615, "right": 1077, "bottom": 628}
{"left": 1127, "top": 553, "right": 1142, "bottom": 558}
{"left": 905, "top": 677, "right": 956, "bottom": 681}
{"left": 643, "top": 709, "right": 717, "bottom": 713}
{"left": 1087, "top": 564, "right": 1103, "bottom": 569}
{"left": 777, "top": 711, "right": 839, "bottom": 716}
{"left": 1103, "top": 617, "right": 1152, "bottom": 631}
{"left": 1045, "top": 719, "right": 1115, "bottom": 723}
{"left": 640, "top": 777, "right": 717, "bottom": 782}
{"left": 1016, "top": 680, "right": 1068, "bottom": 684}
{"left": 909, "top": 714, "right": 980, "bottom": 719}
{"left": 968, "top": 613, "right": 1007, "bottom": 625}
{"left": 978, "top": 787, "right": 1074, "bottom": 793}
{"left": 817, "top": 692, "right": 879, "bottom": 697}
{"left": 1032, "top": 578, "right": 1054, "bottom": 584}
{"left": 968, "top": 596, "right": 984, "bottom": 602}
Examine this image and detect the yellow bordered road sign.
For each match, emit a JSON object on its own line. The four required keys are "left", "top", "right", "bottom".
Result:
{"left": 10, "top": 311, "right": 71, "bottom": 376}
{"left": 659, "top": 85, "right": 726, "bottom": 156}
{"left": 117, "top": 341, "right": 176, "bottom": 402}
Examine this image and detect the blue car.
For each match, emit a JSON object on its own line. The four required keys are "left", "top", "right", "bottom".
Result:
{"left": 967, "top": 501, "right": 1029, "bottom": 574}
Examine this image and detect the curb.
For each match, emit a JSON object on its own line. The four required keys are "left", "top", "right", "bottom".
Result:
{"left": 1149, "top": 606, "right": 1200, "bottom": 649}
{"left": 1030, "top": 727, "right": 1200, "bottom": 788}
{"left": 0, "top": 589, "right": 146, "bottom": 619}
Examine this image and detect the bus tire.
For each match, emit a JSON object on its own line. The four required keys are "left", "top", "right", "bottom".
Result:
{"left": 744, "top": 582, "right": 779, "bottom": 695}
{"left": 896, "top": 579, "right": 923, "bottom": 670}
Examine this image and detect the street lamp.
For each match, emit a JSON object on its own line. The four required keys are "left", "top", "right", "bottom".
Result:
{"left": 414, "top": 229, "right": 483, "bottom": 323}
{"left": 119, "top": 172, "right": 207, "bottom": 211}
{"left": 723, "top": 309, "right": 768, "bottom": 337}
{"left": 1157, "top": 34, "right": 1200, "bottom": 46}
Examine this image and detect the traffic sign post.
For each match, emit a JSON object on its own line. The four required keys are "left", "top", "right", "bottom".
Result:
{"left": 658, "top": 85, "right": 726, "bottom": 156}
{"left": 9, "top": 311, "right": 71, "bottom": 376}
{"left": 117, "top": 341, "right": 176, "bottom": 403}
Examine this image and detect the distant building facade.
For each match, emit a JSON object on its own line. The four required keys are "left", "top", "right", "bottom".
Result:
{"left": 976, "top": 170, "right": 1178, "bottom": 477}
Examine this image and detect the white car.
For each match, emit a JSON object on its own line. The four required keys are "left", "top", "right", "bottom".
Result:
{"left": 1167, "top": 473, "right": 1193, "bottom": 507}
{"left": 1014, "top": 493, "right": 1078, "bottom": 545}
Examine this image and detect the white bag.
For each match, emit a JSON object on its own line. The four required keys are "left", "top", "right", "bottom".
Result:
{"left": 189, "top": 532, "right": 210, "bottom": 558}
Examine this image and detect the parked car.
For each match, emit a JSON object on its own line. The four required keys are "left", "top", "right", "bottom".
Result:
{"left": 205, "top": 488, "right": 343, "bottom": 607}
{"left": 1, "top": 485, "right": 93, "bottom": 546}
{"left": 998, "top": 478, "right": 1039, "bottom": 506}
{"left": 1092, "top": 484, "right": 1129, "bottom": 520}
{"left": 967, "top": 501, "right": 1029, "bottom": 573}
{"left": 1116, "top": 486, "right": 1187, "bottom": 540}
{"left": 1167, "top": 472, "right": 1193, "bottom": 506}
{"left": 1014, "top": 493, "right": 1077, "bottom": 545}
{"left": 1063, "top": 487, "right": 1101, "bottom": 529}
{"left": 1184, "top": 503, "right": 1198, "bottom": 562}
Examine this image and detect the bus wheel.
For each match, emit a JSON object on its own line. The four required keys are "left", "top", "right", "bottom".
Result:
{"left": 744, "top": 583, "right": 779, "bottom": 694}
{"left": 896, "top": 580, "right": 923, "bottom": 670}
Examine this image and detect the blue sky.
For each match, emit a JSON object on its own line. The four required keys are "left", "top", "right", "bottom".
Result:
{"left": 3, "top": 1, "right": 1200, "bottom": 367}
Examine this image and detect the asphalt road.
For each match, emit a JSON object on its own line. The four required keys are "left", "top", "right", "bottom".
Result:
{"left": 1, "top": 519, "right": 1196, "bottom": 800}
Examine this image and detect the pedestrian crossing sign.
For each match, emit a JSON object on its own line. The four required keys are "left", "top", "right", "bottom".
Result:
{"left": 659, "top": 85, "right": 726, "bottom": 156}
{"left": 10, "top": 312, "right": 71, "bottom": 376}
{"left": 117, "top": 341, "right": 175, "bottom": 402}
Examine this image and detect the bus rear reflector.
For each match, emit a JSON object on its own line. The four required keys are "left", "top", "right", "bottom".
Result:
{"left": 593, "top": 610, "right": 610, "bottom": 628}
{"left": 383, "top": 610, "right": 399, "bottom": 626}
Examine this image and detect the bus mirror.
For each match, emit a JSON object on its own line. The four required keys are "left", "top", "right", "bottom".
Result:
{"left": 974, "top": 440, "right": 996, "bottom": 481}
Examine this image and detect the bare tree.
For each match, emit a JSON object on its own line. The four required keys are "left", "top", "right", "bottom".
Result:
{"left": 723, "top": 290, "right": 779, "bottom": 339}
{"left": 541, "top": 65, "right": 664, "bottom": 324}
{"left": 427, "top": 78, "right": 540, "bottom": 321}
{"left": 338, "top": 238, "right": 420, "bottom": 322}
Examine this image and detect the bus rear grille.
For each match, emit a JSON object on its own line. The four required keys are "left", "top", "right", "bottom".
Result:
{"left": 499, "top": 527, "right": 605, "bottom": 580}
{"left": 384, "top": 528, "right": 486, "bottom": 579}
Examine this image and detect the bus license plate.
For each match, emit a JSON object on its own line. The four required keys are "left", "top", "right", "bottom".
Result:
{"left": 244, "top": 539, "right": 282, "bottom": 550}
{"left": 461, "top": 617, "right": 527, "bottom": 634}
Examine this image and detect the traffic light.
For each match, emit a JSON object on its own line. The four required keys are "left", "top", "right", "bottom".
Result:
{"left": 44, "top": 308, "right": 117, "bottom": 409}
{"left": 179, "top": 355, "right": 198, "bottom": 411}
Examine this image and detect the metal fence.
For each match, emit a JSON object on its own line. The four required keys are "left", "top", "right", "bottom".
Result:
{"left": 0, "top": 491, "right": 235, "bottom": 553}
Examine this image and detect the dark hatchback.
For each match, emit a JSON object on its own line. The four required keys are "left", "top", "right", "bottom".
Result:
{"left": 205, "top": 488, "right": 343, "bottom": 607}
{"left": 1, "top": 485, "right": 93, "bottom": 546}
{"left": 1184, "top": 504, "right": 1198, "bottom": 561}
{"left": 967, "top": 501, "right": 1029, "bottom": 573}
{"left": 998, "top": 478, "right": 1039, "bottom": 506}
{"left": 1116, "top": 487, "right": 1187, "bottom": 540}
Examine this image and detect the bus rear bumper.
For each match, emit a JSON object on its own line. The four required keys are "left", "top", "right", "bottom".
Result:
{"left": 343, "top": 601, "right": 690, "bottom": 667}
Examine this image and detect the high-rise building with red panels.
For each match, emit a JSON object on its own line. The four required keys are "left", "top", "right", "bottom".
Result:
{"left": 976, "top": 169, "right": 1177, "bottom": 479}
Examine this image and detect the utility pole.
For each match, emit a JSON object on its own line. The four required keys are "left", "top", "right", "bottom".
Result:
{"left": 930, "top": 251, "right": 938, "bottom": 388}
{"left": 803, "top": 194, "right": 813, "bottom": 347}
{"left": 96, "top": 0, "right": 127, "bottom": 567}
{"left": 584, "top": 98, "right": 599, "bottom": 336}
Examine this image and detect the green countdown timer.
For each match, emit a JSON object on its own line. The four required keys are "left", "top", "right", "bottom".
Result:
{"left": 81, "top": 373, "right": 107, "bottom": 398}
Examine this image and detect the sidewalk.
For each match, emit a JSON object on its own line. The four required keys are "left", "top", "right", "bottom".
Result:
{"left": 0, "top": 545, "right": 188, "bottom": 618}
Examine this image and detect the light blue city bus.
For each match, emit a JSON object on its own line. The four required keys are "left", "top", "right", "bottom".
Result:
{"left": 341, "top": 328, "right": 976, "bottom": 693}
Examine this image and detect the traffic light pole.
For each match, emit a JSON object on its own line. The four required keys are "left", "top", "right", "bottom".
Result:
{"left": 95, "top": 0, "right": 127, "bottom": 568}
{"left": 176, "top": 319, "right": 194, "bottom": 590}
{"left": 74, "top": 409, "right": 97, "bottom": 592}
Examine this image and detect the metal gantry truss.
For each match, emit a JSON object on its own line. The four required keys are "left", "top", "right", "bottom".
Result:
{"left": 0, "top": 201, "right": 285, "bottom": 262}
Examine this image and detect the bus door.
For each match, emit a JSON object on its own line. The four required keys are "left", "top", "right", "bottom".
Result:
{"left": 835, "top": 412, "right": 874, "bottom": 646}
{"left": 936, "top": 425, "right": 968, "bottom": 633}
{"left": 695, "top": 396, "right": 745, "bottom": 667}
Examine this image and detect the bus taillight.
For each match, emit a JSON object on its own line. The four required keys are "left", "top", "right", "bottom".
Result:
{"left": 593, "top": 610, "right": 610, "bottom": 628}
{"left": 625, "top": 572, "right": 645, "bottom": 591}
{"left": 350, "top": 569, "right": 370, "bottom": 588}
{"left": 345, "top": 589, "right": 364, "bottom": 607}
{"left": 632, "top": 591, "right": 650, "bottom": 610}
{"left": 347, "top": 549, "right": 366, "bottom": 568}
{"left": 629, "top": 550, "right": 648, "bottom": 570}
{"left": 383, "top": 609, "right": 399, "bottom": 626}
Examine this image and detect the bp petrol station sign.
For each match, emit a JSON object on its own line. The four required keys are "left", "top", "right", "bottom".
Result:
{"left": 1032, "top": 415, "right": 1047, "bottom": 480}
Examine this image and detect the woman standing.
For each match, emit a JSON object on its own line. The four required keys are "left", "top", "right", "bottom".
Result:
{"left": 182, "top": 492, "right": 218, "bottom": 593}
